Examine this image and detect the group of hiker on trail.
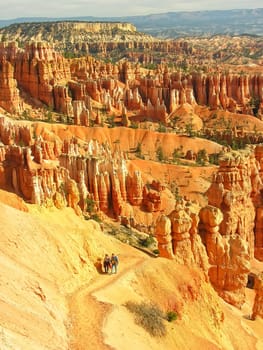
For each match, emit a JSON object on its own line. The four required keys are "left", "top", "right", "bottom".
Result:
{"left": 103, "top": 253, "right": 119, "bottom": 274}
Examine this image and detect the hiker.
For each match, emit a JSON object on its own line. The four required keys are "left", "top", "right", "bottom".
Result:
{"left": 103, "top": 254, "right": 111, "bottom": 273}
{"left": 111, "top": 253, "right": 119, "bottom": 274}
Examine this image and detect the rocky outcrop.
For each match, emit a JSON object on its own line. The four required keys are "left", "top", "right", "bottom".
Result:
{"left": 0, "top": 42, "right": 262, "bottom": 125}
{"left": 155, "top": 215, "right": 173, "bottom": 258}
{"left": 126, "top": 171, "right": 143, "bottom": 206}
{"left": 0, "top": 42, "right": 71, "bottom": 111}
{"left": 139, "top": 98, "right": 168, "bottom": 124}
{"left": 124, "top": 87, "right": 143, "bottom": 110}
{"left": 66, "top": 176, "right": 82, "bottom": 215}
{"left": 206, "top": 150, "right": 257, "bottom": 257}
{"left": 155, "top": 199, "right": 208, "bottom": 270}
{"left": 251, "top": 272, "right": 263, "bottom": 320}
{"left": 199, "top": 205, "right": 250, "bottom": 308}
{"left": 118, "top": 69, "right": 260, "bottom": 120}
{"left": 196, "top": 146, "right": 263, "bottom": 306}
{"left": 54, "top": 85, "right": 73, "bottom": 116}
{"left": 0, "top": 22, "right": 150, "bottom": 54}
{"left": 155, "top": 198, "right": 251, "bottom": 307}
{"left": 254, "top": 206, "right": 263, "bottom": 260}
{"left": 254, "top": 144, "right": 263, "bottom": 260}
{"left": 17, "top": 42, "right": 71, "bottom": 108}
{"left": 0, "top": 119, "right": 79, "bottom": 214}
{"left": 0, "top": 58, "right": 23, "bottom": 113}
{"left": 0, "top": 117, "right": 169, "bottom": 221}
{"left": 155, "top": 148, "right": 262, "bottom": 308}
{"left": 73, "top": 100, "right": 90, "bottom": 126}
{"left": 142, "top": 185, "right": 162, "bottom": 212}
{"left": 0, "top": 116, "right": 33, "bottom": 146}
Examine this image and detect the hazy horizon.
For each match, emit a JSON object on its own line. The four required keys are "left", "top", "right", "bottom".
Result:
{"left": 1, "top": 1, "right": 262, "bottom": 20}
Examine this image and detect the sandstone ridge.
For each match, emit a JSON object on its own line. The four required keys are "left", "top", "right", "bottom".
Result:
{"left": 0, "top": 42, "right": 262, "bottom": 127}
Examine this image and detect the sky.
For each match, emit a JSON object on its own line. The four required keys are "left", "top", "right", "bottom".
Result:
{"left": 1, "top": 0, "right": 262, "bottom": 19}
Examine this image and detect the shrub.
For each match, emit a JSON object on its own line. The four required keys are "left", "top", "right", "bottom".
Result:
{"left": 157, "top": 122, "right": 166, "bottom": 133}
{"left": 172, "top": 146, "right": 184, "bottom": 162}
{"left": 135, "top": 142, "right": 143, "bottom": 158}
{"left": 196, "top": 149, "right": 207, "bottom": 165}
{"left": 209, "top": 153, "right": 220, "bottom": 165}
{"left": 139, "top": 235, "right": 155, "bottom": 248}
{"left": 109, "top": 228, "right": 119, "bottom": 236}
{"left": 107, "top": 115, "right": 116, "bottom": 128}
{"left": 90, "top": 214, "right": 101, "bottom": 223}
{"left": 125, "top": 301, "right": 166, "bottom": 337}
{"left": 166, "top": 311, "right": 178, "bottom": 322}
{"left": 172, "top": 186, "right": 182, "bottom": 201}
{"left": 156, "top": 146, "right": 165, "bottom": 162}
{"left": 152, "top": 248, "right": 160, "bottom": 255}
{"left": 86, "top": 197, "right": 96, "bottom": 213}
{"left": 44, "top": 107, "right": 53, "bottom": 122}
{"left": 130, "top": 121, "right": 139, "bottom": 129}
{"left": 59, "top": 182, "right": 67, "bottom": 195}
{"left": 22, "top": 109, "right": 32, "bottom": 120}
{"left": 249, "top": 96, "right": 260, "bottom": 116}
{"left": 185, "top": 121, "right": 195, "bottom": 137}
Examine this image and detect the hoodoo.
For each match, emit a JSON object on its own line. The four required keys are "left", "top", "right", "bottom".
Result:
{"left": 0, "top": 13, "right": 263, "bottom": 350}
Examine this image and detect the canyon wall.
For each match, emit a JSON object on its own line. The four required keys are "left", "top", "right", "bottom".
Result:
{"left": 0, "top": 42, "right": 262, "bottom": 122}
{"left": 0, "top": 116, "right": 165, "bottom": 224}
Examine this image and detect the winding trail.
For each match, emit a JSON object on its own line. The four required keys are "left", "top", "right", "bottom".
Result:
{"left": 68, "top": 254, "right": 148, "bottom": 350}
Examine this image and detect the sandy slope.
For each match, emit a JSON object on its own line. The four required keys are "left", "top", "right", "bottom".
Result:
{"left": 130, "top": 158, "right": 217, "bottom": 206}
{"left": 33, "top": 123, "right": 222, "bottom": 156}
{"left": 0, "top": 191, "right": 263, "bottom": 349}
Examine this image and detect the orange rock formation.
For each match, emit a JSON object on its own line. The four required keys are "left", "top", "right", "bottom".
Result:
{"left": 0, "top": 42, "right": 262, "bottom": 123}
